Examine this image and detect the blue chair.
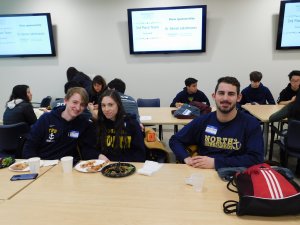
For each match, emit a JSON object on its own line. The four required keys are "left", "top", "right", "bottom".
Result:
{"left": 0, "top": 122, "right": 30, "bottom": 158}
{"left": 271, "top": 119, "right": 300, "bottom": 173}
{"left": 137, "top": 98, "right": 163, "bottom": 140}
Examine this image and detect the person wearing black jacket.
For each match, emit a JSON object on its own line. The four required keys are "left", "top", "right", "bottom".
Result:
{"left": 277, "top": 70, "right": 300, "bottom": 105}
{"left": 170, "top": 77, "right": 210, "bottom": 107}
{"left": 3, "top": 84, "right": 37, "bottom": 126}
{"left": 88, "top": 75, "right": 107, "bottom": 110}
{"left": 97, "top": 90, "right": 146, "bottom": 162}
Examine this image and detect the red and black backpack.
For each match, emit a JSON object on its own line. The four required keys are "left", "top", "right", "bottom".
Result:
{"left": 223, "top": 163, "right": 300, "bottom": 216}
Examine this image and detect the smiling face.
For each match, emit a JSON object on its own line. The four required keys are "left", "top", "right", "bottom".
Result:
{"left": 64, "top": 93, "right": 85, "bottom": 120}
{"left": 213, "top": 82, "right": 242, "bottom": 115}
{"left": 101, "top": 96, "right": 119, "bottom": 121}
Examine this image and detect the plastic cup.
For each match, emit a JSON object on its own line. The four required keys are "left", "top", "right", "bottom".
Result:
{"left": 60, "top": 156, "right": 73, "bottom": 173}
{"left": 28, "top": 157, "right": 40, "bottom": 173}
{"left": 190, "top": 173, "right": 205, "bottom": 192}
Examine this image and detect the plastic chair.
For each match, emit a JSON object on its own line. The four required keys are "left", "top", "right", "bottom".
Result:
{"left": 0, "top": 122, "right": 30, "bottom": 158}
{"left": 137, "top": 98, "right": 160, "bottom": 107}
{"left": 137, "top": 98, "right": 163, "bottom": 140}
{"left": 271, "top": 119, "right": 300, "bottom": 168}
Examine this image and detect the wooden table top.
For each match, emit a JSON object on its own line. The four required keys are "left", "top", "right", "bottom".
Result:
{"left": 0, "top": 162, "right": 54, "bottom": 200}
{"left": 139, "top": 107, "right": 193, "bottom": 125}
{"left": 241, "top": 105, "right": 285, "bottom": 122}
{"left": 0, "top": 162, "right": 299, "bottom": 224}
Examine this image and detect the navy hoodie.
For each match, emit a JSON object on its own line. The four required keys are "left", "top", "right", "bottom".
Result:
{"left": 170, "top": 87, "right": 210, "bottom": 107}
{"left": 169, "top": 111, "right": 264, "bottom": 169}
{"left": 23, "top": 106, "right": 99, "bottom": 160}
{"left": 99, "top": 116, "right": 146, "bottom": 162}
{"left": 240, "top": 83, "right": 275, "bottom": 105}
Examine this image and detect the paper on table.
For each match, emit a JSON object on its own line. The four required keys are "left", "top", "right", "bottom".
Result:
{"left": 42, "top": 160, "right": 59, "bottom": 167}
{"left": 137, "top": 160, "right": 163, "bottom": 176}
{"left": 140, "top": 116, "right": 152, "bottom": 121}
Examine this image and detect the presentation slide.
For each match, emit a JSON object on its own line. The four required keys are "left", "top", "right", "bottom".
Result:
{"left": 131, "top": 8, "right": 204, "bottom": 52}
{"left": 0, "top": 15, "right": 52, "bottom": 55}
{"left": 281, "top": 2, "right": 300, "bottom": 47}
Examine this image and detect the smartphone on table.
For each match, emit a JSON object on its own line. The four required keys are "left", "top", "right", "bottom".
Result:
{"left": 10, "top": 173, "right": 38, "bottom": 181}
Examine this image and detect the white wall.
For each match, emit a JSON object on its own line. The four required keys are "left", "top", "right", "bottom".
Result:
{"left": 1, "top": 0, "right": 300, "bottom": 117}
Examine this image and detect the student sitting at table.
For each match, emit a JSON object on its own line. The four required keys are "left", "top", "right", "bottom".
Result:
{"left": 277, "top": 70, "right": 300, "bottom": 105}
{"left": 97, "top": 89, "right": 146, "bottom": 162}
{"left": 23, "top": 87, "right": 100, "bottom": 160}
{"left": 3, "top": 84, "right": 37, "bottom": 126}
{"left": 170, "top": 77, "right": 210, "bottom": 108}
{"left": 169, "top": 76, "right": 264, "bottom": 170}
{"left": 239, "top": 71, "right": 275, "bottom": 105}
{"left": 88, "top": 75, "right": 107, "bottom": 110}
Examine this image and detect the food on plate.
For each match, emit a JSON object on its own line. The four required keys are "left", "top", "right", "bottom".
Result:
{"left": 80, "top": 160, "right": 96, "bottom": 168}
{"left": 10, "top": 162, "right": 29, "bottom": 171}
{"left": 77, "top": 160, "right": 107, "bottom": 173}
{"left": 102, "top": 163, "right": 135, "bottom": 177}
{"left": 86, "top": 163, "right": 107, "bottom": 172}
{"left": 0, "top": 157, "right": 15, "bottom": 168}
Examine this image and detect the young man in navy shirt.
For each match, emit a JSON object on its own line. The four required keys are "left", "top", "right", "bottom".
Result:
{"left": 170, "top": 77, "right": 210, "bottom": 108}
{"left": 169, "top": 76, "right": 264, "bottom": 169}
{"left": 277, "top": 70, "right": 300, "bottom": 105}
{"left": 239, "top": 71, "right": 275, "bottom": 105}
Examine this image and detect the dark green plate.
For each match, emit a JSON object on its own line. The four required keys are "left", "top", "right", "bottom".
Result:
{"left": 101, "top": 162, "right": 136, "bottom": 178}
{"left": 0, "top": 157, "right": 15, "bottom": 169}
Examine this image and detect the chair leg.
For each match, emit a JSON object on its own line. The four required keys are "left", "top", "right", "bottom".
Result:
{"left": 269, "top": 124, "right": 275, "bottom": 160}
{"left": 159, "top": 125, "right": 163, "bottom": 140}
{"left": 174, "top": 125, "right": 178, "bottom": 134}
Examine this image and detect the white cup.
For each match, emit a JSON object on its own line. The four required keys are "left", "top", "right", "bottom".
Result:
{"left": 60, "top": 156, "right": 73, "bottom": 173}
{"left": 28, "top": 157, "right": 41, "bottom": 173}
{"left": 185, "top": 173, "right": 205, "bottom": 192}
{"left": 191, "top": 173, "right": 205, "bottom": 192}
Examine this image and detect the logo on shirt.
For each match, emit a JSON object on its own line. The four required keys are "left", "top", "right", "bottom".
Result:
{"left": 105, "top": 129, "right": 132, "bottom": 149}
{"left": 204, "top": 135, "right": 241, "bottom": 150}
{"left": 188, "top": 97, "right": 194, "bottom": 102}
{"left": 46, "top": 127, "right": 58, "bottom": 142}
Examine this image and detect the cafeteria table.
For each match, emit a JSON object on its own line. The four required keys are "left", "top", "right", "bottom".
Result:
{"left": 0, "top": 162, "right": 299, "bottom": 225}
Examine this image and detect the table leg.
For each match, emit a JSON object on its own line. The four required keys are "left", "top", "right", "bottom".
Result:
{"left": 262, "top": 122, "right": 269, "bottom": 157}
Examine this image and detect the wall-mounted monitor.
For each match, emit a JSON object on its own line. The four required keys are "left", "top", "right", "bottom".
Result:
{"left": 127, "top": 5, "right": 207, "bottom": 54}
{"left": 0, "top": 13, "right": 56, "bottom": 58}
{"left": 276, "top": 0, "right": 300, "bottom": 50}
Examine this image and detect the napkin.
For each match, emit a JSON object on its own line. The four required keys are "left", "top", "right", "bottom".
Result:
{"left": 42, "top": 160, "right": 59, "bottom": 167}
{"left": 137, "top": 160, "right": 163, "bottom": 176}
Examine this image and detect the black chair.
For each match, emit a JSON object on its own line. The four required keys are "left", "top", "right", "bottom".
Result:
{"left": 0, "top": 122, "right": 30, "bottom": 158}
{"left": 32, "top": 96, "right": 52, "bottom": 108}
{"left": 137, "top": 98, "right": 163, "bottom": 140}
{"left": 271, "top": 119, "right": 300, "bottom": 168}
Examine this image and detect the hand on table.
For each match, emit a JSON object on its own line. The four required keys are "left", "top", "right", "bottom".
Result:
{"left": 184, "top": 156, "right": 215, "bottom": 169}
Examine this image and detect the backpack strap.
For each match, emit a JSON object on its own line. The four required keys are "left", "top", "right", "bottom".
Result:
{"left": 226, "top": 177, "right": 238, "bottom": 193}
{"left": 223, "top": 200, "right": 238, "bottom": 214}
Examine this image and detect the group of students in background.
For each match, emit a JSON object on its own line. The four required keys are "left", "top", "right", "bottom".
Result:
{"left": 2, "top": 68, "right": 300, "bottom": 175}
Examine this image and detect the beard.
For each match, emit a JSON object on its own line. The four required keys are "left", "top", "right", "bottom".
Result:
{"left": 216, "top": 101, "right": 237, "bottom": 114}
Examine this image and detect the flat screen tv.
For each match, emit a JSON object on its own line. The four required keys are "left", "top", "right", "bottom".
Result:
{"left": 0, "top": 13, "right": 56, "bottom": 57}
{"left": 127, "top": 5, "right": 207, "bottom": 54}
{"left": 276, "top": 0, "right": 300, "bottom": 50}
